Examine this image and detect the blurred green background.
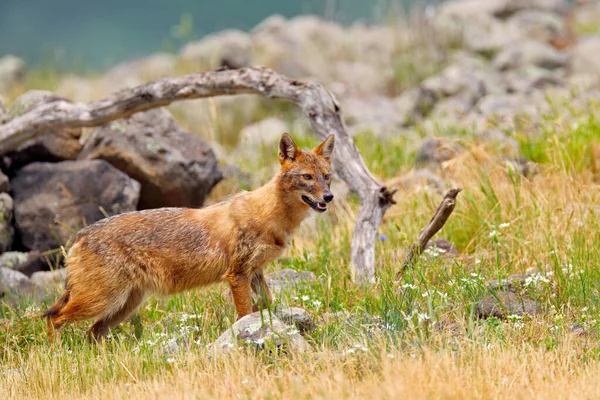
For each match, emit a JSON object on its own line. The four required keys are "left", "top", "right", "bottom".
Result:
{"left": 0, "top": 0, "right": 439, "bottom": 71}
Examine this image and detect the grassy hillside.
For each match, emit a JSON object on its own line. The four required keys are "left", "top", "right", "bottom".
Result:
{"left": 3, "top": 89, "right": 600, "bottom": 399}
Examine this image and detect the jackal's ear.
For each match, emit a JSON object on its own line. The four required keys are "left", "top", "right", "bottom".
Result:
{"left": 313, "top": 134, "right": 335, "bottom": 163}
{"left": 279, "top": 133, "right": 301, "bottom": 164}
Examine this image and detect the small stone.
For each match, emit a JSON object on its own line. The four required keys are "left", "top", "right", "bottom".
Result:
{"left": 426, "top": 238, "right": 460, "bottom": 256}
{"left": 476, "top": 291, "right": 542, "bottom": 319}
{"left": 570, "top": 324, "right": 586, "bottom": 337}
{"left": 275, "top": 305, "right": 316, "bottom": 333}
{"left": 415, "top": 138, "right": 463, "bottom": 169}
{"left": 265, "top": 268, "right": 317, "bottom": 294}
{"left": 211, "top": 311, "right": 312, "bottom": 355}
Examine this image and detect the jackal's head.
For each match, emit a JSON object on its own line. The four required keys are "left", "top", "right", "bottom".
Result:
{"left": 277, "top": 133, "right": 335, "bottom": 213}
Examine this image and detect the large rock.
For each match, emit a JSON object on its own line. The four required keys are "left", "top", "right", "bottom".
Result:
{"left": 4, "top": 91, "right": 82, "bottom": 174}
{"left": 493, "top": 40, "right": 567, "bottom": 71}
{"left": 420, "top": 58, "right": 503, "bottom": 115}
{"left": 12, "top": 160, "right": 140, "bottom": 252}
{"left": 56, "top": 75, "right": 97, "bottom": 102}
{"left": 211, "top": 311, "right": 312, "bottom": 354}
{"left": 0, "top": 267, "right": 37, "bottom": 305}
{"left": 0, "top": 193, "right": 14, "bottom": 253}
{"left": 437, "top": 0, "right": 566, "bottom": 21}
{"left": 0, "top": 55, "right": 25, "bottom": 92}
{"left": 180, "top": 29, "right": 251, "bottom": 70}
{"left": 30, "top": 268, "right": 67, "bottom": 294}
{"left": 78, "top": 108, "right": 222, "bottom": 209}
{"left": 569, "top": 35, "right": 600, "bottom": 78}
{"left": 97, "top": 53, "right": 178, "bottom": 96}
{"left": 251, "top": 15, "right": 346, "bottom": 80}
{"left": 343, "top": 95, "right": 409, "bottom": 137}
{"left": 507, "top": 9, "right": 568, "bottom": 45}
{"left": 0, "top": 251, "right": 44, "bottom": 277}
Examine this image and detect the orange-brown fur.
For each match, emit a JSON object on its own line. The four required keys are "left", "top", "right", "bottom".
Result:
{"left": 42, "top": 133, "right": 335, "bottom": 342}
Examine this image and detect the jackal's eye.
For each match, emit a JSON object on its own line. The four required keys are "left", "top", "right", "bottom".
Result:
{"left": 302, "top": 174, "right": 313, "bottom": 180}
{"left": 323, "top": 174, "right": 330, "bottom": 180}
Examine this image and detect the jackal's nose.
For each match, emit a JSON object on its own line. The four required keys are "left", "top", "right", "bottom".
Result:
{"left": 323, "top": 193, "right": 334, "bottom": 203}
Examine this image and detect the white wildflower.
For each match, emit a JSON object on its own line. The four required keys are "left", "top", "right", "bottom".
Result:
{"left": 417, "top": 313, "right": 430, "bottom": 323}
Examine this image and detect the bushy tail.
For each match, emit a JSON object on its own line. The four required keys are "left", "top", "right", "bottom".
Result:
{"left": 40, "top": 289, "right": 70, "bottom": 318}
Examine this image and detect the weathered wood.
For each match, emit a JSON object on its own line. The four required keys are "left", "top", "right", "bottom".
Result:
{"left": 0, "top": 66, "right": 396, "bottom": 284}
{"left": 397, "top": 188, "right": 462, "bottom": 278}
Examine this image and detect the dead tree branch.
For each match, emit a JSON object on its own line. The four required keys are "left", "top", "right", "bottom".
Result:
{"left": 397, "top": 188, "right": 462, "bottom": 278}
{"left": 0, "top": 66, "right": 396, "bottom": 285}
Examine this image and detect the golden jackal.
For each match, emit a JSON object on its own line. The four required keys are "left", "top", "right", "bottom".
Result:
{"left": 42, "top": 133, "right": 335, "bottom": 341}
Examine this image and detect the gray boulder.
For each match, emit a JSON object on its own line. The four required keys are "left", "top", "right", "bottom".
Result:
{"left": 31, "top": 269, "right": 67, "bottom": 294}
{"left": 12, "top": 160, "right": 140, "bottom": 252}
{"left": 79, "top": 108, "right": 222, "bottom": 210}
{"left": 0, "top": 267, "right": 37, "bottom": 305}
{"left": 4, "top": 90, "right": 82, "bottom": 174}
{"left": 0, "top": 251, "right": 44, "bottom": 277}
{"left": 493, "top": 40, "right": 567, "bottom": 71}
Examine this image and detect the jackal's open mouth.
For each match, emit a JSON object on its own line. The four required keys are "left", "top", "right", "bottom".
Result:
{"left": 302, "top": 195, "right": 327, "bottom": 213}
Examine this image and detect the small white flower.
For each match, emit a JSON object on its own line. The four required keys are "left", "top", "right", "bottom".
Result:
{"left": 301, "top": 295, "right": 310, "bottom": 302}
{"left": 167, "top": 358, "right": 176, "bottom": 363}
{"left": 253, "top": 338, "right": 265, "bottom": 345}
{"left": 489, "top": 230, "right": 498, "bottom": 238}
{"left": 475, "top": 259, "right": 481, "bottom": 264}
{"left": 499, "top": 223, "right": 510, "bottom": 229}
{"left": 417, "top": 313, "right": 430, "bottom": 322}
{"left": 312, "top": 300, "right": 322, "bottom": 308}
{"left": 287, "top": 329, "right": 300, "bottom": 335}
{"left": 401, "top": 283, "right": 418, "bottom": 290}
{"left": 387, "top": 353, "right": 395, "bottom": 359}
{"left": 241, "top": 379, "right": 249, "bottom": 385}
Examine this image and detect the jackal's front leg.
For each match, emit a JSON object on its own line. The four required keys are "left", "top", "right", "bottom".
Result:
{"left": 251, "top": 270, "right": 273, "bottom": 312}
{"left": 226, "top": 273, "right": 253, "bottom": 319}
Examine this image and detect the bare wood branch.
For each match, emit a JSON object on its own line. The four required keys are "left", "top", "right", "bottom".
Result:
{"left": 0, "top": 66, "right": 396, "bottom": 285}
{"left": 397, "top": 188, "right": 462, "bottom": 278}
